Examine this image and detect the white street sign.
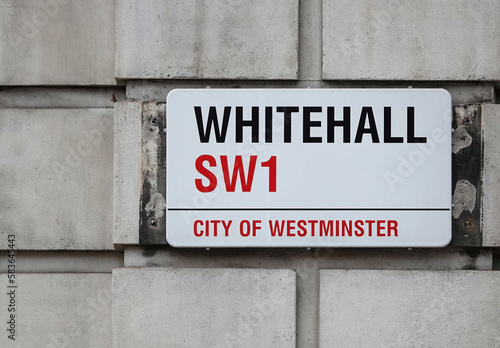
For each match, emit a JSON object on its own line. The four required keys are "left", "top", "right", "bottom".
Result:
{"left": 166, "top": 89, "right": 452, "bottom": 247}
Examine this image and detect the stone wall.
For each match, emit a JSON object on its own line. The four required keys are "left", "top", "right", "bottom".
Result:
{"left": 0, "top": 1, "right": 499, "bottom": 347}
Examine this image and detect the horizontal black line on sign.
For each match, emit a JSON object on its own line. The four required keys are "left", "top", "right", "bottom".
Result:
{"left": 168, "top": 208, "right": 450, "bottom": 211}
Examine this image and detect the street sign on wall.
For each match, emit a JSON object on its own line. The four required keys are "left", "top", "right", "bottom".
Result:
{"left": 166, "top": 89, "right": 452, "bottom": 247}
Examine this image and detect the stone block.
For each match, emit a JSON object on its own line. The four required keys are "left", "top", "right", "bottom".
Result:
{"left": 483, "top": 104, "right": 500, "bottom": 246}
{"left": 0, "top": 108, "right": 114, "bottom": 250}
{"left": 0, "top": 251, "right": 123, "bottom": 273}
{"left": 320, "top": 270, "right": 500, "bottom": 347}
{"left": 0, "top": 0, "right": 115, "bottom": 85}
{"left": 323, "top": 0, "right": 500, "bottom": 80}
{"left": 115, "top": 0, "right": 298, "bottom": 79}
{"left": 0, "top": 88, "right": 123, "bottom": 109}
{"left": 113, "top": 102, "right": 141, "bottom": 246}
{"left": 0, "top": 273, "right": 111, "bottom": 347}
{"left": 124, "top": 247, "right": 493, "bottom": 271}
{"left": 113, "top": 268, "right": 296, "bottom": 347}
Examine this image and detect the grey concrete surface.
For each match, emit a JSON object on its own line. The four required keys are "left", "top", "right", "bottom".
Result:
{"left": 319, "top": 270, "right": 500, "bottom": 347}
{"left": 112, "top": 268, "right": 296, "bottom": 347}
{"left": 323, "top": 0, "right": 500, "bottom": 80}
{"left": 0, "top": 251, "right": 123, "bottom": 273}
{"left": 0, "top": 0, "right": 115, "bottom": 85}
{"left": 0, "top": 273, "right": 112, "bottom": 347}
{"left": 113, "top": 102, "right": 141, "bottom": 246}
{"left": 298, "top": 0, "right": 322, "bottom": 81}
{"left": 0, "top": 108, "right": 114, "bottom": 250}
{"left": 494, "top": 253, "right": 500, "bottom": 270}
{"left": 127, "top": 80, "right": 494, "bottom": 105}
{"left": 124, "top": 248, "right": 493, "bottom": 271}
{"left": 0, "top": 87, "right": 125, "bottom": 108}
{"left": 483, "top": 104, "right": 500, "bottom": 246}
{"left": 115, "top": 0, "right": 298, "bottom": 80}
{"left": 125, "top": 247, "right": 492, "bottom": 348}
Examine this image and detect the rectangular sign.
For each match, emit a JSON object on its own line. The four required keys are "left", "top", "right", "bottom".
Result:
{"left": 166, "top": 89, "right": 452, "bottom": 247}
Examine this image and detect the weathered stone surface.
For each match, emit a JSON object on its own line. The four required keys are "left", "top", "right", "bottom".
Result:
{"left": 113, "top": 268, "right": 296, "bottom": 347}
{"left": 483, "top": 104, "right": 500, "bottom": 246}
{"left": 126, "top": 80, "right": 495, "bottom": 105}
{"left": 124, "top": 247, "right": 493, "bottom": 271}
{"left": 0, "top": 0, "right": 115, "bottom": 85}
{"left": 0, "top": 88, "right": 124, "bottom": 108}
{"left": 320, "top": 270, "right": 500, "bottom": 347}
{"left": 0, "top": 251, "right": 123, "bottom": 273}
{"left": 323, "top": 0, "right": 500, "bottom": 80}
{"left": 115, "top": 0, "right": 298, "bottom": 79}
{"left": 113, "top": 102, "right": 141, "bottom": 246}
{"left": 0, "top": 273, "right": 111, "bottom": 347}
{"left": 124, "top": 247, "right": 492, "bottom": 348}
{"left": 0, "top": 108, "right": 114, "bottom": 250}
